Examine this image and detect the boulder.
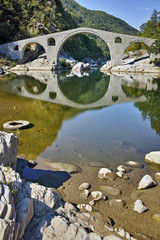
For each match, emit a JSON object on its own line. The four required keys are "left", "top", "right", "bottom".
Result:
{"left": 16, "top": 198, "right": 34, "bottom": 239}
{"left": 133, "top": 199, "right": 148, "bottom": 213}
{"left": 137, "top": 175, "right": 157, "bottom": 190}
{"left": 23, "top": 182, "right": 60, "bottom": 216}
{"left": 0, "top": 131, "right": 18, "bottom": 170}
{"left": 72, "top": 62, "right": 90, "bottom": 72}
{"left": 145, "top": 151, "right": 160, "bottom": 171}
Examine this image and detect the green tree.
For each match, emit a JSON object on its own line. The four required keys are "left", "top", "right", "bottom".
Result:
{"left": 140, "top": 9, "right": 160, "bottom": 55}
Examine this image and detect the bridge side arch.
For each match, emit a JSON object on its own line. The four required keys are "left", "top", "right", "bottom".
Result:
{"left": 21, "top": 41, "right": 47, "bottom": 61}
{"left": 122, "top": 38, "right": 154, "bottom": 56}
{"left": 55, "top": 29, "right": 112, "bottom": 65}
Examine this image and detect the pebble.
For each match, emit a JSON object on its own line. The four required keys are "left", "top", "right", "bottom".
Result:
{"left": 154, "top": 172, "right": 160, "bottom": 180}
{"left": 80, "top": 190, "right": 90, "bottom": 199}
{"left": 125, "top": 161, "right": 143, "bottom": 168}
{"left": 109, "top": 199, "right": 126, "bottom": 209}
{"left": 117, "top": 165, "right": 130, "bottom": 173}
{"left": 133, "top": 199, "right": 148, "bottom": 213}
{"left": 89, "top": 191, "right": 105, "bottom": 206}
{"left": 78, "top": 183, "right": 90, "bottom": 191}
{"left": 137, "top": 175, "right": 157, "bottom": 190}
{"left": 99, "top": 185, "right": 121, "bottom": 196}
{"left": 98, "top": 168, "right": 112, "bottom": 179}
{"left": 77, "top": 204, "right": 92, "bottom": 212}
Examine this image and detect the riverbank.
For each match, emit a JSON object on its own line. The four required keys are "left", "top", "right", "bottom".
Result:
{"left": 101, "top": 53, "right": 160, "bottom": 74}
{"left": 1, "top": 130, "right": 159, "bottom": 239}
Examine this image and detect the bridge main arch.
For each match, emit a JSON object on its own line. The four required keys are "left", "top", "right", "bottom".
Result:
{"left": 50, "top": 28, "right": 112, "bottom": 66}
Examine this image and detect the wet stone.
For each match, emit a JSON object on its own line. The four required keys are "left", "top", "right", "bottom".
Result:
{"left": 88, "top": 161, "right": 108, "bottom": 168}
{"left": 117, "top": 165, "right": 130, "bottom": 173}
{"left": 80, "top": 190, "right": 90, "bottom": 199}
{"left": 109, "top": 199, "right": 126, "bottom": 209}
{"left": 78, "top": 183, "right": 90, "bottom": 191}
{"left": 125, "top": 161, "right": 143, "bottom": 168}
{"left": 99, "top": 185, "right": 121, "bottom": 196}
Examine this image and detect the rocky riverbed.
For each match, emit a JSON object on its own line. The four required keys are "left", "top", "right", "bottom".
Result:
{"left": 1, "top": 131, "right": 160, "bottom": 240}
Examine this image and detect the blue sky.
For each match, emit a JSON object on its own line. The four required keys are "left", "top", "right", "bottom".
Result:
{"left": 75, "top": 0, "right": 160, "bottom": 30}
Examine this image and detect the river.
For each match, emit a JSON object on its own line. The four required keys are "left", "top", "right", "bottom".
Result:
{"left": 0, "top": 70, "right": 160, "bottom": 178}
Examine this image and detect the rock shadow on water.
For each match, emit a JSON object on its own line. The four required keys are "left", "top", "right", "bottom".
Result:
{"left": 22, "top": 164, "right": 71, "bottom": 189}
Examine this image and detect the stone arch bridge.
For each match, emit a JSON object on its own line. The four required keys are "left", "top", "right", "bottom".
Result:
{"left": 0, "top": 28, "right": 155, "bottom": 67}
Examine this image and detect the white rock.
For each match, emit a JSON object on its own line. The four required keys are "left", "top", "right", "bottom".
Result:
{"left": 80, "top": 189, "right": 90, "bottom": 199}
{"left": 89, "top": 232, "right": 102, "bottom": 240}
{"left": 78, "top": 182, "right": 90, "bottom": 191}
{"left": 116, "top": 228, "right": 125, "bottom": 237}
{"left": 134, "top": 199, "right": 148, "bottom": 213}
{"left": 125, "top": 161, "right": 143, "bottom": 168}
{"left": 16, "top": 198, "right": 34, "bottom": 239}
{"left": 23, "top": 182, "right": 60, "bottom": 216}
{"left": 0, "top": 131, "right": 18, "bottom": 170}
{"left": 116, "top": 172, "right": 124, "bottom": 178}
{"left": 117, "top": 165, "right": 130, "bottom": 173}
{"left": 145, "top": 151, "right": 160, "bottom": 164}
{"left": 98, "top": 168, "right": 112, "bottom": 179}
{"left": 137, "top": 175, "right": 157, "bottom": 190}
{"left": 89, "top": 191, "right": 105, "bottom": 205}
{"left": 77, "top": 204, "right": 92, "bottom": 212}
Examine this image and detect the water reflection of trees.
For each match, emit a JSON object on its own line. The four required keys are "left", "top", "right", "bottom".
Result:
{"left": 59, "top": 71, "right": 110, "bottom": 104}
{"left": 135, "top": 78, "right": 160, "bottom": 135}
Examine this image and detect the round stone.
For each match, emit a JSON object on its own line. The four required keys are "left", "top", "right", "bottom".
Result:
{"left": 98, "top": 168, "right": 112, "bottom": 179}
{"left": 78, "top": 183, "right": 91, "bottom": 191}
{"left": 117, "top": 165, "right": 130, "bottom": 173}
{"left": 125, "top": 161, "right": 143, "bottom": 168}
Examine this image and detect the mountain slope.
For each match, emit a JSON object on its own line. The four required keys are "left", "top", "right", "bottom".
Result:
{"left": 60, "top": 0, "right": 138, "bottom": 35}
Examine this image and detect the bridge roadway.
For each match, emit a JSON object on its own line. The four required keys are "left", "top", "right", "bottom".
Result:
{"left": 0, "top": 71, "right": 158, "bottom": 109}
{"left": 0, "top": 28, "right": 155, "bottom": 68}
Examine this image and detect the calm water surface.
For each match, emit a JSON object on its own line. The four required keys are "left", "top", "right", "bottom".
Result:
{"left": 0, "top": 70, "right": 160, "bottom": 171}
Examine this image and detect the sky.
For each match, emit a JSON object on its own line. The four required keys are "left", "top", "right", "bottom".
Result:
{"left": 76, "top": 0, "right": 160, "bottom": 30}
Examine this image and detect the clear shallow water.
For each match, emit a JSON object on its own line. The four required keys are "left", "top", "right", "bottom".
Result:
{"left": 0, "top": 70, "right": 160, "bottom": 171}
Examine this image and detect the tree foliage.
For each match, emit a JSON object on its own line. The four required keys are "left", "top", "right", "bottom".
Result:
{"left": 140, "top": 9, "right": 160, "bottom": 54}
{"left": 0, "top": 0, "right": 77, "bottom": 44}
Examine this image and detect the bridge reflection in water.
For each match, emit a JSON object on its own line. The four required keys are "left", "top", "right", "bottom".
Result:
{"left": 0, "top": 70, "right": 158, "bottom": 109}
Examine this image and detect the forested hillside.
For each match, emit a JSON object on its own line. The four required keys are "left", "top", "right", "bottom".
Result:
{"left": 0, "top": 0, "right": 77, "bottom": 44}
{"left": 0, "top": 0, "right": 139, "bottom": 61}
{"left": 61, "top": 0, "right": 138, "bottom": 35}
